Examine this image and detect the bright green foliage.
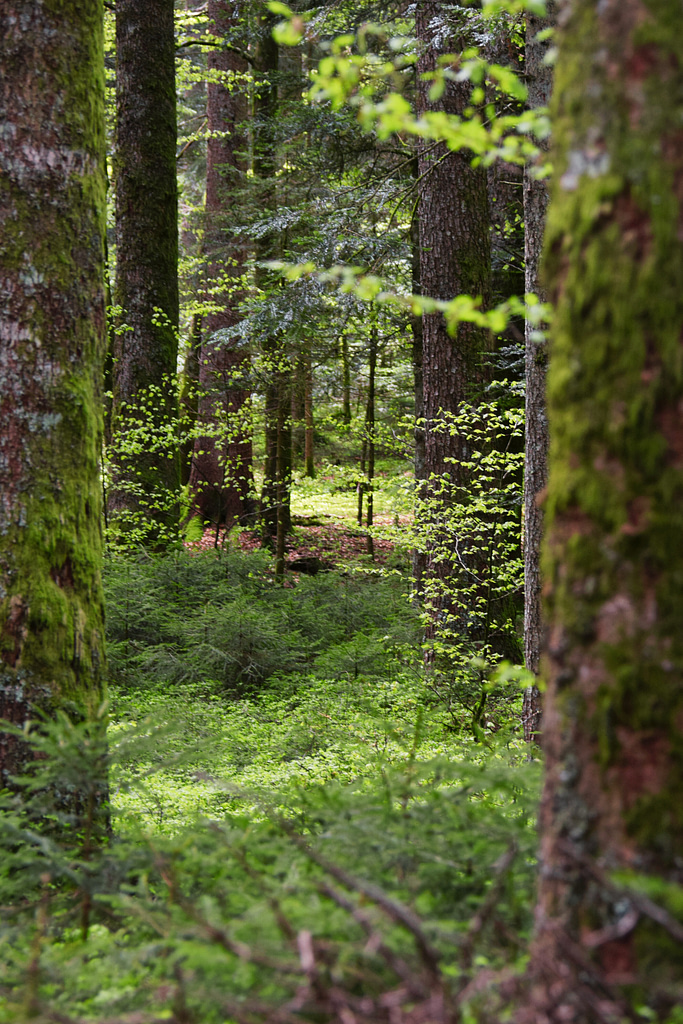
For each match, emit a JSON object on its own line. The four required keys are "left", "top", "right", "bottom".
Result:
{"left": 105, "top": 375, "right": 184, "bottom": 550}
{"left": 0, "top": 704, "right": 540, "bottom": 1023}
{"left": 415, "top": 396, "right": 526, "bottom": 736}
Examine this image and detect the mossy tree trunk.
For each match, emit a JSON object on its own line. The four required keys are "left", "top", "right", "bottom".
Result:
{"left": 522, "top": 1, "right": 683, "bottom": 1019}
{"left": 0, "top": 0, "right": 107, "bottom": 779}
{"left": 188, "top": 0, "right": 254, "bottom": 531}
{"left": 110, "top": 0, "right": 179, "bottom": 546}
{"left": 522, "top": 4, "right": 554, "bottom": 744}
{"left": 415, "top": 0, "right": 491, "bottom": 639}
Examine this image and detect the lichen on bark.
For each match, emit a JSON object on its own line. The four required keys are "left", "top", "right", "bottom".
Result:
{"left": 0, "top": 0, "right": 107, "bottom": 779}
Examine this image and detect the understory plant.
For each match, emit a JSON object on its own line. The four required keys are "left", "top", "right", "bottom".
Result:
{"left": 414, "top": 397, "right": 526, "bottom": 736}
{"left": 0, "top": 708, "right": 540, "bottom": 1024}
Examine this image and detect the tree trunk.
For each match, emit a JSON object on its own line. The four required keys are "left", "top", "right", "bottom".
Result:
{"left": 188, "top": 0, "right": 253, "bottom": 530}
{"left": 0, "top": 0, "right": 107, "bottom": 778}
{"left": 416, "top": 1, "right": 491, "bottom": 639}
{"left": 179, "top": 313, "right": 202, "bottom": 488}
{"left": 291, "top": 355, "right": 306, "bottom": 466}
{"left": 255, "top": 18, "right": 292, "bottom": 546}
{"left": 522, "top": 4, "right": 554, "bottom": 744}
{"left": 303, "top": 342, "right": 315, "bottom": 478}
{"left": 522, "top": 2, "right": 683, "bottom": 1019}
{"left": 110, "top": 0, "right": 179, "bottom": 545}
{"left": 365, "top": 316, "right": 378, "bottom": 560}
{"left": 341, "top": 330, "right": 352, "bottom": 426}
{"left": 410, "top": 157, "right": 426, "bottom": 595}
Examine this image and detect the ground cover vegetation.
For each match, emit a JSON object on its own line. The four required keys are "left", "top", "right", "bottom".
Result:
{"left": 2, "top": 0, "right": 683, "bottom": 1021}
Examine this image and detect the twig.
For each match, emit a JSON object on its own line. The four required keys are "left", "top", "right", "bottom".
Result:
{"left": 280, "top": 823, "right": 442, "bottom": 980}
{"left": 318, "top": 881, "right": 429, "bottom": 998}
{"left": 460, "top": 843, "right": 517, "bottom": 971}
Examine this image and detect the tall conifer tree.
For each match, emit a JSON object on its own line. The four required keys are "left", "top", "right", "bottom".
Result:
{"left": 110, "top": 0, "right": 179, "bottom": 544}
{"left": 415, "top": 1, "right": 491, "bottom": 636}
{"left": 0, "top": 0, "right": 107, "bottom": 776}
{"left": 524, "top": 1, "right": 683, "bottom": 1017}
{"left": 188, "top": 0, "right": 254, "bottom": 529}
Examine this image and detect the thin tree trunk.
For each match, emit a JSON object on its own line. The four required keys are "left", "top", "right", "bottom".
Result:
{"left": 180, "top": 312, "right": 202, "bottom": 488}
{"left": 255, "top": 16, "right": 291, "bottom": 546}
{"left": 357, "top": 437, "right": 367, "bottom": 527}
{"left": 410, "top": 158, "right": 426, "bottom": 595}
{"left": 522, "top": 4, "right": 554, "bottom": 744}
{"left": 0, "top": 0, "right": 107, "bottom": 776}
{"left": 111, "top": 0, "right": 179, "bottom": 545}
{"left": 291, "top": 354, "right": 306, "bottom": 467}
{"left": 521, "top": 2, "right": 683, "bottom": 1018}
{"left": 303, "top": 343, "right": 315, "bottom": 478}
{"left": 365, "top": 317, "right": 377, "bottom": 560}
{"left": 341, "top": 330, "right": 352, "bottom": 426}
{"left": 188, "top": 0, "right": 253, "bottom": 531}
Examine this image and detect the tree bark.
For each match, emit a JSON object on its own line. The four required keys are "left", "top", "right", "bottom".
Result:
{"left": 522, "top": 4, "right": 554, "bottom": 744}
{"left": 0, "top": 0, "right": 107, "bottom": 778}
{"left": 416, "top": 1, "right": 491, "bottom": 638}
{"left": 303, "top": 342, "right": 315, "bottom": 478}
{"left": 522, "top": 2, "right": 683, "bottom": 1018}
{"left": 111, "top": 0, "right": 179, "bottom": 545}
{"left": 365, "top": 314, "right": 378, "bottom": 560}
{"left": 255, "top": 18, "right": 292, "bottom": 546}
{"left": 410, "top": 157, "right": 426, "bottom": 595}
{"left": 341, "top": 330, "right": 352, "bottom": 426}
{"left": 188, "top": 0, "right": 254, "bottom": 530}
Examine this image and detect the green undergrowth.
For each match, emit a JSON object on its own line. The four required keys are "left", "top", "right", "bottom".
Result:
{"left": 0, "top": 544, "right": 540, "bottom": 1022}
{"left": 104, "top": 548, "right": 419, "bottom": 696}
{"left": 0, "top": 708, "right": 540, "bottom": 1024}
{"left": 103, "top": 546, "right": 529, "bottom": 833}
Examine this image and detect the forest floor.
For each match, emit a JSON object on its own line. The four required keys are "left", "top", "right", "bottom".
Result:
{"left": 1, "top": 467, "right": 539, "bottom": 1023}
{"left": 188, "top": 467, "right": 414, "bottom": 567}
{"left": 190, "top": 512, "right": 411, "bottom": 565}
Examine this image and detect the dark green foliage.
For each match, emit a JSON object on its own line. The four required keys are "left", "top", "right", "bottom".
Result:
{"left": 104, "top": 549, "right": 419, "bottom": 695}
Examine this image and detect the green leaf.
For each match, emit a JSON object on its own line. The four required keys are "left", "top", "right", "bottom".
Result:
{"left": 266, "top": 1, "right": 293, "bottom": 15}
{"left": 272, "top": 17, "right": 304, "bottom": 46}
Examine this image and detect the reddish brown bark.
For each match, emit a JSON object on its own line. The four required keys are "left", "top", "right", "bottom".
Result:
{"left": 188, "top": 0, "right": 253, "bottom": 529}
{"left": 521, "top": 1, "right": 683, "bottom": 1019}
{"left": 415, "top": 2, "right": 491, "bottom": 639}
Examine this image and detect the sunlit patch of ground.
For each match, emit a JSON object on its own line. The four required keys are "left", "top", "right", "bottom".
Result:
{"left": 187, "top": 512, "right": 412, "bottom": 567}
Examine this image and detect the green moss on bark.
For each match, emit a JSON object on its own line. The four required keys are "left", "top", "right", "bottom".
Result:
{"left": 527, "top": 1, "right": 683, "bottom": 1017}
{"left": 0, "top": 1, "right": 107, "bottom": 769}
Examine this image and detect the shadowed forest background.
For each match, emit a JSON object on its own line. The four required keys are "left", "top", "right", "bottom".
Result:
{"left": 1, "top": 1, "right": 683, "bottom": 1022}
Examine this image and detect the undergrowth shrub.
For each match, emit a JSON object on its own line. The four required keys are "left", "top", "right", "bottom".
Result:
{"left": 104, "top": 550, "right": 420, "bottom": 695}
{"left": 414, "top": 397, "right": 526, "bottom": 736}
{"left": 0, "top": 711, "right": 541, "bottom": 1024}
